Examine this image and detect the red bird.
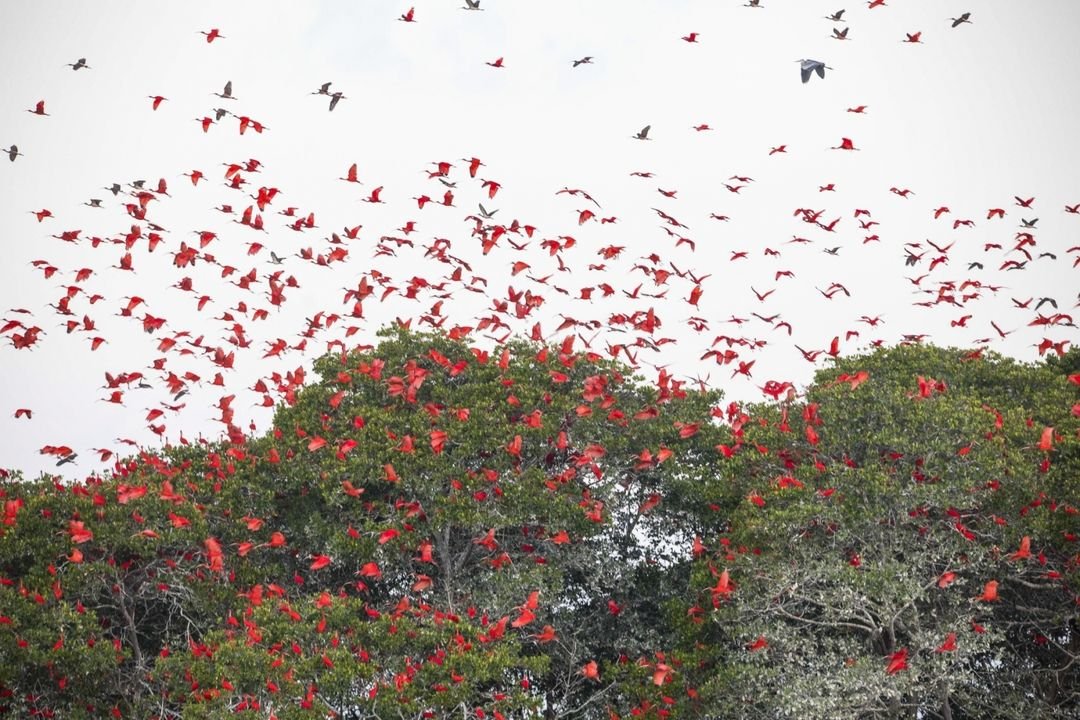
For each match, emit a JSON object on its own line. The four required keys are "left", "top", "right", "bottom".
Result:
{"left": 485, "top": 57, "right": 505, "bottom": 68}
{"left": 885, "top": 648, "right": 908, "bottom": 674}
{"left": 682, "top": 32, "right": 699, "bottom": 43}
{"left": 399, "top": 7, "right": 416, "bottom": 22}
{"left": 832, "top": 137, "right": 859, "bottom": 150}
{"left": 28, "top": 100, "right": 49, "bottom": 116}
{"left": 200, "top": 28, "right": 224, "bottom": 43}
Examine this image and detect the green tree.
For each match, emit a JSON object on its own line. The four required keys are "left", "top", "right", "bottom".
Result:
{"left": 1, "top": 327, "right": 722, "bottom": 719}
{"left": 677, "top": 345, "right": 1079, "bottom": 719}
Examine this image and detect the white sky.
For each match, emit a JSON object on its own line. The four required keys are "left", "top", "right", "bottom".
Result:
{"left": 2, "top": 0, "right": 1079, "bottom": 478}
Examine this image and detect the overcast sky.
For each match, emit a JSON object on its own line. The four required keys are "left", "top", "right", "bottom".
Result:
{"left": 2, "top": 0, "right": 1078, "bottom": 479}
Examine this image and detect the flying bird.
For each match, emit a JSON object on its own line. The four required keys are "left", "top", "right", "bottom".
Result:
{"left": 950, "top": 12, "right": 972, "bottom": 27}
{"left": 633, "top": 125, "right": 652, "bottom": 140}
{"left": 572, "top": 56, "right": 594, "bottom": 67}
{"left": 5, "top": 145, "right": 22, "bottom": 162}
{"left": 798, "top": 59, "right": 832, "bottom": 82}
{"left": 66, "top": 57, "right": 90, "bottom": 70}
{"left": 199, "top": 28, "right": 224, "bottom": 42}
{"left": 214, "top": 81, "right": 236, "bottom": 100}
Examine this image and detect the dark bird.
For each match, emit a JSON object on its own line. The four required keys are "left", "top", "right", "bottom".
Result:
{"left": 633, "top": 125, "right": 651, "bottom": 140}
{"left": 311, "top": 82, "right": 333, "bottom": 95}
{"left": 5, "top": 145, "right": 22, "bottom": 162}
{"left": 328, "top": 92, "right": 346, "bottom": 111}
{"left": 67, "top": 57, "right": 90, "bottom": 70}
{"left": 572, "top": 56, "right": 594, "bottom": 67}
{"left": 950, "top": 12, "right": 972, "bottom": 27}
{"left": 798, "top": 59, "right": 832, "bottom": 83}
{"left": 826, "top": 9, "right": 846, "bottom": 21}
{"left": 214, "top": 81, "right": 236, "bottom": 100}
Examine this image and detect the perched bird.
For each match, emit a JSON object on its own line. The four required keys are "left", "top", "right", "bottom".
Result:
{"left": 798, "top": 59, "right": 832, "bottom": 83}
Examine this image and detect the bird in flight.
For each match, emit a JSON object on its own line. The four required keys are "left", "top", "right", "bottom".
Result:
{"left": 66, "top": 57, "right": 90, "bottom": 70}
{"left": 214, "top": 81, "right": 236, "bottom": 100}
{"left": 199, "top": 28, "right": 224, "bottom": 43}
{"left": 798, "top": 59, "right": 832, "bottom": 83}
{"left": 633, "top": 125, "right": 652, "bottom": 140}
{"left": 462, "top": 0, "right": 483, "bottom": 9}
{"left": 5, "top": 145, "right": 22, "bottom": 162}
{"left": 950, "top": 12, "right": 972, "bottom": 28}
{"left": 825, "top": 9, "right": 846, "bottom": 21}
{"left": 572, "top": 56, "right": 594, "bottom": 68}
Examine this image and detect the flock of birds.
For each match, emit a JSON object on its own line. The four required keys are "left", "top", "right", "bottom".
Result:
{"left": 2, "top": 3, "right": 1077, "bottom": 477}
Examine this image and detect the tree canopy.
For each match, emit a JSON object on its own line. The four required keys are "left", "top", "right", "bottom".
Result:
{"left": 1, "top": 330, "right": 1077, "bottom": 719}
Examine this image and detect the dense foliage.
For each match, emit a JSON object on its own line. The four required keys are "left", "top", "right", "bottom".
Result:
{"left": 1, "top": 330, "right": 1077, "bottom": 718}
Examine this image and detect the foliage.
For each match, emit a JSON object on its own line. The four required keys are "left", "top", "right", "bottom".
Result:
{"left": 1, "top": 336, "right": 1077, "bottom": 719}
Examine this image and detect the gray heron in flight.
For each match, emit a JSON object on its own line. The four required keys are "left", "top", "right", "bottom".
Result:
{"left": 797, "top": 59, "right": 832, "bottom": 83}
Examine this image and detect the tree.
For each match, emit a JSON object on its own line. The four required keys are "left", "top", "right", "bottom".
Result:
{"left": 2, "top": 337, "right": 1076, "bottom": 719}
{"left": 676, "top": 345, "right": 1079, "bottom": 718}
{"left": 0, "top": 327, "right": 722, "bottom": 718}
